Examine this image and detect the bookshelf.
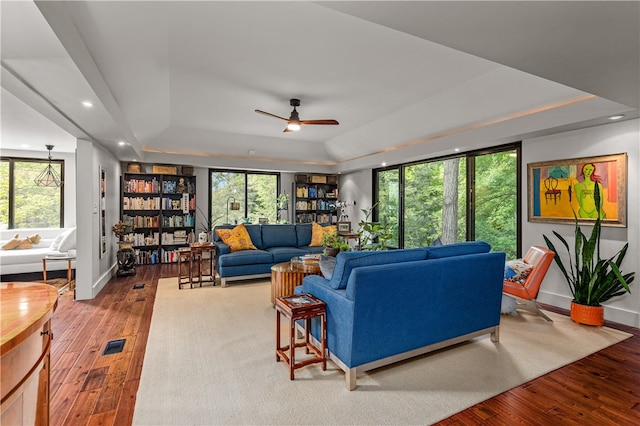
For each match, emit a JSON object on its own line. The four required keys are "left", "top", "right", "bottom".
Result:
{"left": 121, "top": 173, "right": 196, "bottom": 264}
{"left": 292, "top": 174, "right": 338, "bottom": 224}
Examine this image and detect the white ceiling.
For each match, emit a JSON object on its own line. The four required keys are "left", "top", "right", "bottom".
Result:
{"left": 1, "top": 1, "right": 638, "bottom": 173}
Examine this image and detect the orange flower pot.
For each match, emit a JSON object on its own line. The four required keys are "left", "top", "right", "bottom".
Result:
{"left": 570, "top": 301, "right": 604, "bottom": 326}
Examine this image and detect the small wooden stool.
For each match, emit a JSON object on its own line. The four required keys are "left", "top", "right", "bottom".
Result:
{"left": 275, "top": 293, "right": 326, "bottom": 380}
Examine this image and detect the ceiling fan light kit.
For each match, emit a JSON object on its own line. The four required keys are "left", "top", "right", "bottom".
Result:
{"left": 255, "top": 98, "right": 339, "bottom": 133}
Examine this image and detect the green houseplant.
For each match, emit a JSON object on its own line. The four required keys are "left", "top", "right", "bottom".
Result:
{"left": 543, "top": 183, "right": 634, "bottom": 325}
{"left": 357, "top": 202, "right": 393, "bottom": 250}
{"left": 321, "top": 230, "right": 349, "bottom": 256}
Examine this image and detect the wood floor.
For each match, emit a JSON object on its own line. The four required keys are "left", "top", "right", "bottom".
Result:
{"left": 49, "top": 265, "right": 639, "bottom": 425}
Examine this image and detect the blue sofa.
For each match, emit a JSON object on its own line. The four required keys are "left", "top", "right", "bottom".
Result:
{"left": 294, "top": 241, "right": 506, "bottom": 390}
{"left": 213, "top": 223, "right": 325, "bottom": 287}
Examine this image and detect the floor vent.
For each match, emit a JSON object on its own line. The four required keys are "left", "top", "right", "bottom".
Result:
{"left": 103, "top": 339, "right": 126, "bottom": 355}
{"left": 133, "top": 283, "right": 145, "bottom": 290}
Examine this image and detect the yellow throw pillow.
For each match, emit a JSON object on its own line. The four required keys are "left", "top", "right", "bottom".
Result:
{"left": 310, "top": 222, "right": 337, "bottom": 247}
{"left": 216, "top": 224, "right": 256, "bottom": 252}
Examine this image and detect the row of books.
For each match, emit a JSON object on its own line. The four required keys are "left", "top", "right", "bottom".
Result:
{"left": 161, "top": 195, "right": 196, "bottom": 211}
{"left": 161, "top": 230, "right": 191, "bottom": 245}
{"left": 295, "top": 213, "right": 335, "bottom": 224}
{"left": 162, "top": 180, "right": 195, "bottom": 194}
{"left": 123, "top": 196, "right": 161, "bottom": 210}
{"left": 161, "top": 214, "right": 195, "bottom": 227}
{"left": 133, "top": 246, "right": 196, "bottom": 265}
{"left": 125, "top": 178, "right": 161, "bottom": 194}
{"left": 296, "top": 186, "right": 339, "bottom": 199}
{"left": 123, "top": 214, "right": 160, "bottom": 228}
{"left": 124, "top": 232, "right": 159, "bottom": 246}
{"left": 294, "top": 200, "right": 336, "bottom": 211}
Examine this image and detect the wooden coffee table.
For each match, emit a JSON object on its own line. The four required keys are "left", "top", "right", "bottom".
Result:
{"left": 270, "top": 256, "right": 322, "bottom": 306}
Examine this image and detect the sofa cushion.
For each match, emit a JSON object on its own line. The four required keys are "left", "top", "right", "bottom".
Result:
{"left": 215, "top": 224, "right": 257, "bottom": 252}
{"left": 266, "top": 247, "right": 308, "bottom": 263}
{"left": 425, "top": 241, "right": 491, "bottom": 259}
{"left": 328, "top": 248, "right": 428, "bottom": 290}
{"left": 295, "top": 223, "right": 312, "bottom": 247}
{"left": 49, "top": 232, "right": 66, "bottom": 251}
{"left": 261, "top": 224, "right": 297, "bottom": 248}
{"left": 319, "top": 255, "right": 337, "bottom": 279}
{"left": 217, "top": 249, "right": 273, "bottom": 267}
{"left": 310, "top": 222, "right": 336, "bottom": 247}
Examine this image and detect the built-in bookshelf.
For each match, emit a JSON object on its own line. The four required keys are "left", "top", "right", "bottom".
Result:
{"left": 292, "top": 174, "right": 338, "bottom": 224}
{"left": 121, "top": 173, "right": 196, "bottom": 264}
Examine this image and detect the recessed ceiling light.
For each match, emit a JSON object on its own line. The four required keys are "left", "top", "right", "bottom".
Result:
{"left": 608, "top": 114, "right": 625, "bottom": 120}
{"left": 118, "top": 141, "right": 126, "bottom": 146}
{"left": 82, "top": 101, "right": 94, "bottom": 108}
{"left": 21, "top": 144, "right": 29, "bottom": 148}
{"left": 454, "top": 148, "right": 460, "bottom": 152}
{"left": 381, "top": 162, "right": 387, "bottom": 167}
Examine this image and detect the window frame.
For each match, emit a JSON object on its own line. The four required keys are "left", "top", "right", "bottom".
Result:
{"left": 208, "top": 168, "right": 281, "bottom": 226}
{"left": 373, "top": 142, "right": 521, "bottom": 257}
{"left": 1, "top": 156, "right": 65, "bottom": 229}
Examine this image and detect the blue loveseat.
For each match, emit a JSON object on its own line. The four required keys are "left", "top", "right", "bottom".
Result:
{"left": 213, "top": 223, "right": 325, "bottom": 287}
{"left": 294, "top": 241, "right": 506, "bottom": 390}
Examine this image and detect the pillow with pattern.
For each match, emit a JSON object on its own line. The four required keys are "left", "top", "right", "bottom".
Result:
{"left": 309, "top": 222, "right": 337, "bottom": 247}
{"left": 504, "top": 259, "right": 533, "bottom": 284}
{"left": 215, "top": 224, "right": 256, "bottom": 252}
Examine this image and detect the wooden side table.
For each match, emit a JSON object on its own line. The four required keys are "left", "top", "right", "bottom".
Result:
{"left": 270, "top": 258, "right": 322, "bottom": 305}
{"left": 275, "top": 293, "right": 326, "bottom": 380}
{"left": 42, "top": 254, "right": 75, "bottom": 290}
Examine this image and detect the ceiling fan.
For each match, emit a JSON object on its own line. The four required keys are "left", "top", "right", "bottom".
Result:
{"left": 255, "top": 99, "right": 339, "bottom": 132}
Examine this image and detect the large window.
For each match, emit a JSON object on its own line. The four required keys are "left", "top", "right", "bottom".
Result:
{"left": 374, "top": 143, "right": 519, "bottom": 258}
{"left": 0, "top": 157, "right": 64, "bottom": 229}
{"left": 209, "top": 170, "right": 279, "bottom": 226}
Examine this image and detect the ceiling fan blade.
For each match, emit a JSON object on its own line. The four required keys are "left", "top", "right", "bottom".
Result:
{"left": 300, "top": 119, "right": 340, "bottom": 125}
{"left": 255, "top": 109, "right": 289, "bottom": 122}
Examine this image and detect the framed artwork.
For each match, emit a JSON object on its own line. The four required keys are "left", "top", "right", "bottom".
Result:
{"left": 528, "top": 153, "right": 627, "bottom": 227}
{"left": 337, "top": 221, "right": 351, "bottom": 233}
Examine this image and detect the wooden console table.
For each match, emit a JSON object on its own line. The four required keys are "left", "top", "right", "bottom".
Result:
{"left": 1, "top": 282, "right": 58, "bottom": 425}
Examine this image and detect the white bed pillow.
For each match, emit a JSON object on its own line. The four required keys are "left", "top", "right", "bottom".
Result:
{"left": 58, "top": 227, "right": 77, "bottom": 252}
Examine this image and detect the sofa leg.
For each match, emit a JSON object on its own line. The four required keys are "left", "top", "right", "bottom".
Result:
{"left": 221, "top": 278, "right": 227, "bottom": 288}
{"left": 346, "top": 368, "right": 357, "bottom": 390}
{"left": 491, "top": 325, "right": 500, "bottom": 342}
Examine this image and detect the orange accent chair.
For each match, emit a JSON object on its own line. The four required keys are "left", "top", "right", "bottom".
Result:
{"left": 503, "top": 246, "right": 555, "bottom": 321}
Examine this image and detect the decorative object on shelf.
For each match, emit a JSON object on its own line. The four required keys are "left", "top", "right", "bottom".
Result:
{"left": 226, "top": 197, "right": 241, "bottom": 224}
{"left": 357, "top": 202, "right": 393, "bottom": 250}
{"left": 34, "top": 144, "right": 63, "bottom": 187}
{"left": 543, "top": 183, "right": 634, "bottom": 326}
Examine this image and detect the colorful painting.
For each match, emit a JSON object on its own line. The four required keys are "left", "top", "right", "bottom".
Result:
{"left": 528, "top": 153, "right": 627, "bottom": 227}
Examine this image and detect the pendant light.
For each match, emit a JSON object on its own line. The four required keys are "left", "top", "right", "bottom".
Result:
{"left": 34, "top": 145, "right": 63, "bottom": 187}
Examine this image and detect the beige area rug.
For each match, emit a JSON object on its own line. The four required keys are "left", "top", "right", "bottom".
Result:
{"left": 39, "top": 278, "right": 73, "bottom": 295}
{"left": 133, "top": 278, "right": 631, "bottom": 425}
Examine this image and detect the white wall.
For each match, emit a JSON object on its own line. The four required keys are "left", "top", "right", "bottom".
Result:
{"left": 522, "top": 119, "right": 639, "bottom": 327}
{"left": 75, "top": 139, "right": 122, "bottom": 300}
{"left": 338, "top": 170, "right": 373, "bottom": 227}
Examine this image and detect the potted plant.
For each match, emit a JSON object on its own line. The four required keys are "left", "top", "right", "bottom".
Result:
{"left": 543, "top": 183, "right": 634, "bottom": 326}
{"left": 357, "top": 202, "right": 393, "bottom": 250}
{"left": 112, "top": 220, "right": 133, "bottom": 248}
{"left": 321, "top": 230, "right": 349, "bottom": 256}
